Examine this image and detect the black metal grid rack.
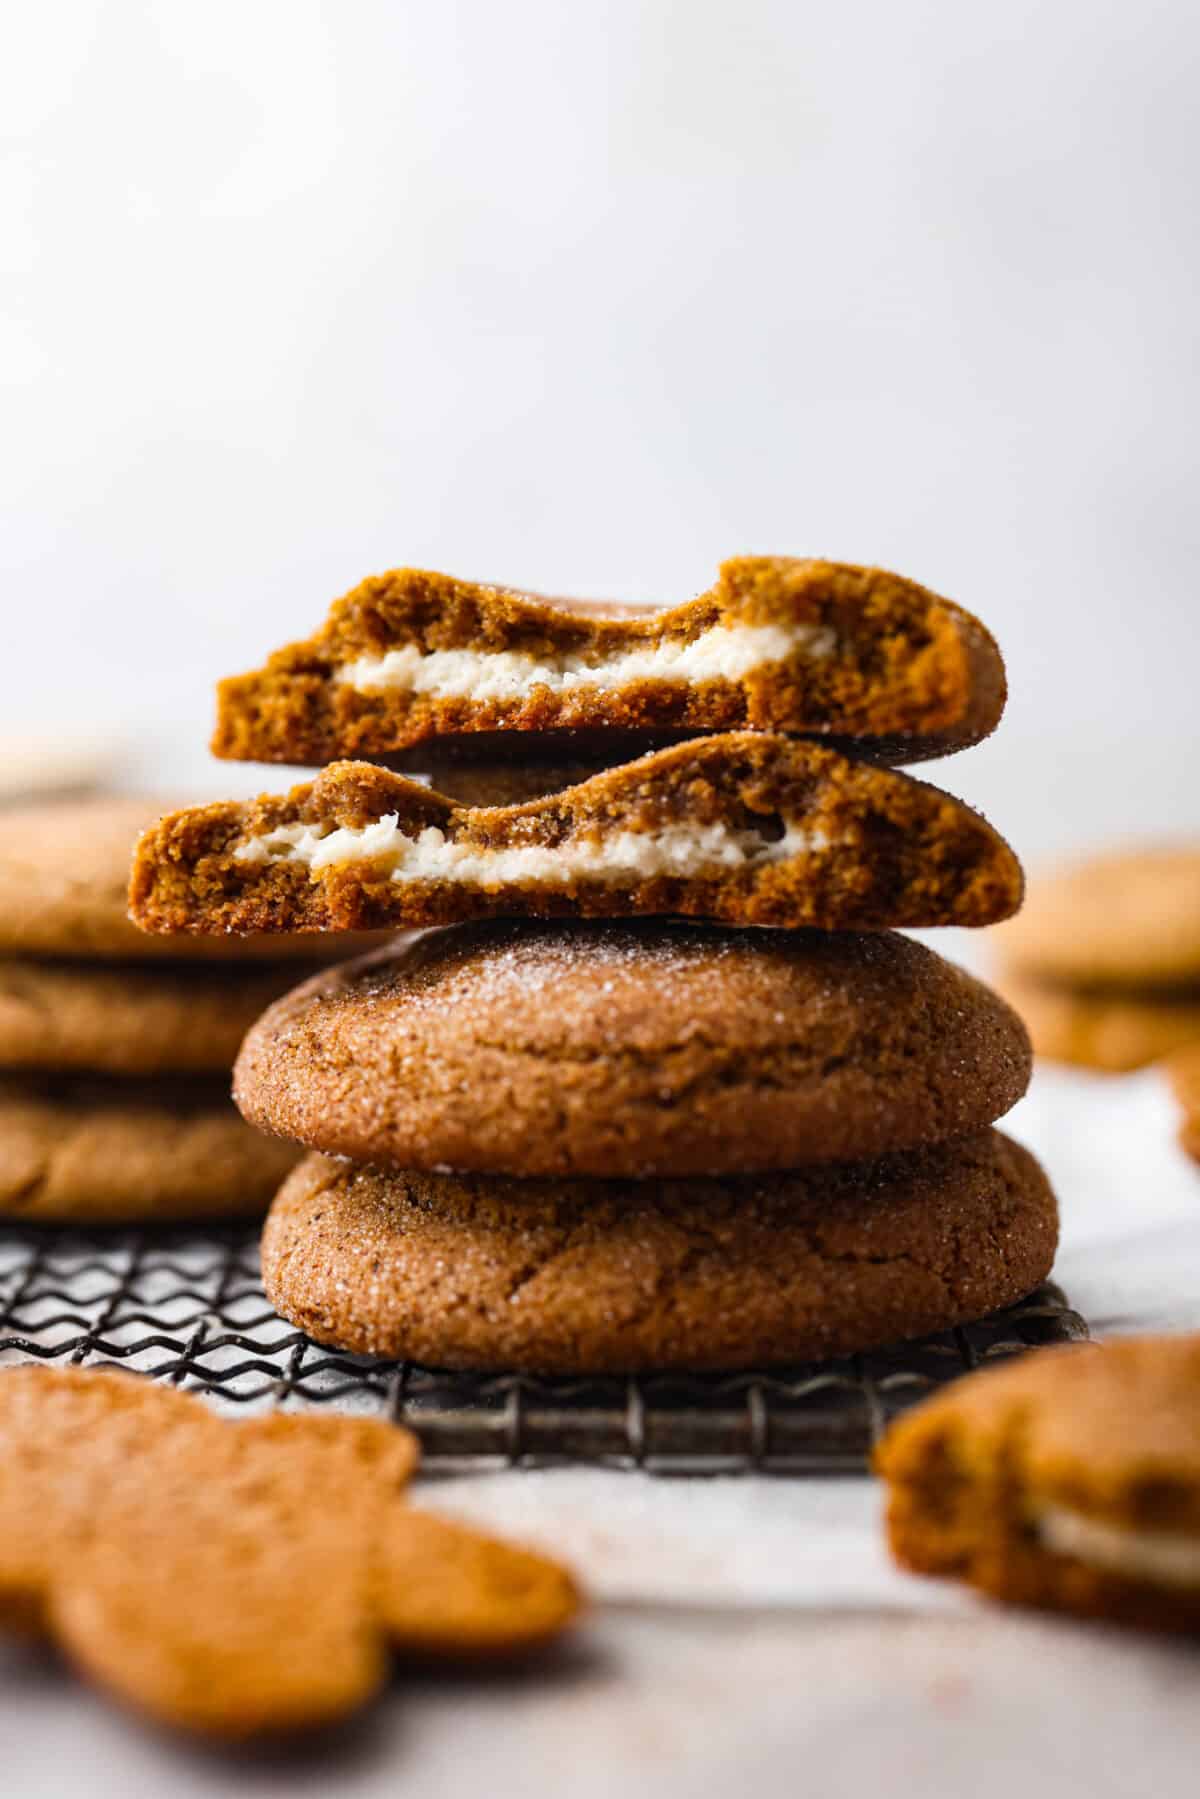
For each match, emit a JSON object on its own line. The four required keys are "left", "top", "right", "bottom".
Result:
{"left": 0, "top": 1223, "right": 1087, "bottom": 1473}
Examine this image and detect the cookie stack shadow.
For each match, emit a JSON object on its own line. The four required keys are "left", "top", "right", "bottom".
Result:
{"left": 128, "top": 557, "right": 1060, "bottom": 1371}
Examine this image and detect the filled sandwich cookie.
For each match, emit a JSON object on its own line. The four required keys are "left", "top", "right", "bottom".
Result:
{"left": 211, "top": 556, "right": 1007, "bottom": 768}
{"left": 877, "top": 1333, "right": 1200, "bottom": 1634}
{"left": 128, "top": 737, "right": 1023, "bottom": 938}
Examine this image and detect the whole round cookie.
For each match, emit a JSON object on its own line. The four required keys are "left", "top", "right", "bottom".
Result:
{"left": 877, "top": 1333, "right": 1200, "bottom": 1634}
{"left": 0, "top": 1077, "right": 299, "bottom": 1223}
{"left": 235, "top": 921, "right": 1031, "bottom": 1177}
{"left": 260, "top": 1131, "right": 1058, "bottom": 1372}
{"left": 0, "top": 795, "right": 391, "bottom": 963}
{"left": 0, "top": 959, "right": 323, "bottom": 1076}
{"left": 997, "top": 969, "right": 1200, "bottom": 1073}
{"left": 995, "top": 844, "right": 1200, "bottom": 989}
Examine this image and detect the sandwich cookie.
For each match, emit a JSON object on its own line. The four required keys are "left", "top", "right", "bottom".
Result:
{"left": 260, "top": 1131, "right": 1057, "bottom": 1373}
{"left": 0, "top": 794, "right": 391, "bottom": 963}
{"left": 1168, "top": 1046, "right": 1200, "bottom": 1163}
{"left": 211, "top": 556, "right": 1006, "bottom": 767}
{"left": 233, "top": 921, "right": 1032, "bottom": 1178}
{"left": 0, "top": 1076, "right": 300, "bottom": 1223}
{"left": 129, "top": 737, "right": 1024, "bottom": 939}
{"left": 877, "top": 1333, "right": 1200, "bottom": 1634}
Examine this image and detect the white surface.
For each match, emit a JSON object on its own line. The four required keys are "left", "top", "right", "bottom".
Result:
{"left": 2, "top": 1061, "right": 1198, "bottom": 1795}
{"left": 4, "top": 2, "right": 1200, "bottom": 858}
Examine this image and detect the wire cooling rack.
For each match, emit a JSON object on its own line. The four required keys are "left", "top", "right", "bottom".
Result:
{"left": 0, "top": 1223, "right": 1087, "bottom": 1473}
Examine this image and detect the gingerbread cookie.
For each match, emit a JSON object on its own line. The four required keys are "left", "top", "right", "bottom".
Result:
{"left": 996, "top": 969, "right": 1200, "bottom": 1073}
{"left": 211, "top": 556, "right": 1006, "bottom": 767}
{"left": 0, "top": 794, "right": 391, "bottom": 962}
{"left": 0, "top": 958, "right": 314, "bottom": 1076}
{"left": 876, "top": 1333, "right": 1200, "bottom": 1634}
{"left": 234, "top": 921, "right": 1031, "bottom": 1177}
{"left": 129, "top": 737, "right": 1023, "bottom": 939}
{"left": 0, "top": 1366, "right": 580, "bottom": 1737}
{"left": 995, "top": 844, "right": 1200, "bottom": 990}
{"left": 0, "top": 1076, "right": 299, "bottom": 1222}
{"left": 260, "top": 1131, "right": 1057, "bottom": 1372}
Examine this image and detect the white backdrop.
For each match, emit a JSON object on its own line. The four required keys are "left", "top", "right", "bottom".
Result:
{"left": 4, "top": 1, "right": 1197, "bottom": 856}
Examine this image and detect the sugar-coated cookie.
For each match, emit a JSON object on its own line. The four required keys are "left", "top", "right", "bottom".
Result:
{"left": 996, "top": 968, "right": 1200, "bottom": 1072}
{"left": 0, "top": 1366, "right": 580, "bottom": 1737}
{"left": 0, "top": 1076, "right": 300, "bottom": 1222}
{"left": 876, "top": 1333, "right": 1200, "bottom": 1634}
{"left": 260, "top": 1131, "right": 1057, "bottom": 1372}
{"left": 0, "top": 958, "right": 316, "bottom": 1076}
{"left": 211, "top": 556, "right": 1006, "bottom": 767}
{"left": 0, "top": 794, "right": 391, "bottom": 962}
{"left": 129, "top": 737, "right": 1023, "bottom": 938}
{"left": 234, "top": 921, "right": 1031, "bottom": 1177}
{"left": 995, "top": 844, "right": 1200, "bottom": 990}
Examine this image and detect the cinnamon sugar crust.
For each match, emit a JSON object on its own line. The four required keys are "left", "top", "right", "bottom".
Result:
{"left": 212, "top": 557, "right": 1006, "bottom": 767}
{"left": 129, "top": 735, "right": 1023, "bottom": 938}
{"left": 232, "top": 922, "right": 1031, "bottom": 1177}
{"left": 259, "top": 1132, "right": 1057, "bottom": 1373}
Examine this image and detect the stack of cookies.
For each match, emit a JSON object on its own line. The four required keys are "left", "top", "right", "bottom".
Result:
{"left": 0, "top": 796, "right": 383, "bottom": 1225}
{"left": 994, "top": 845, "right": 1200, "bottom": 1073}
{"left": 130, "top": 556, "right": 1058, "bottom": 1369}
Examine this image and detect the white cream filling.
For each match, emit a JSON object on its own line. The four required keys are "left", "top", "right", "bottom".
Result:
{"left": 233, "top": 814, "right": 827, "bottom": 885}
{"left": 335, "top": 621, "right": 834, "bottom": 700}
{"left": 1038, "top": 1505, "right": 1200, "bottom": 1591}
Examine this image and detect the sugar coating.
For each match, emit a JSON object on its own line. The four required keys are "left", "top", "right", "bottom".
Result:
{"left": 335, "top": 621, "right": 833, "bottom": 699}
{"left": 234, "top": 817, "right": 829, "bottom": 884}
{"left": 1038, "top": 1507, "right": 1200, "bottom": 1591}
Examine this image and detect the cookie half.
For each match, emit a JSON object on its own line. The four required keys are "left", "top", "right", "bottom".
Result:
{"left": 261, "top": 1132, "right": 1056, "bottom": 1373}
{"left": 0, "top": 794, "right": 392, "bottom": 962}
{"left": 996, "top": 969, "right": 1200, "bottom": 1073}
{"left": 234, "top": 922, "right": 1031, "bottom": 1177}
{"left": 0, "top": 958, "right": 319, "bottom": 1077}
{"left": 129, "top": 737, "right": 1023, "bottom": 939}
{"left": 995, "top": 844, "right": 1200, "bottom": 990}
{"left": 0, "top": 1076, "right": 299, "bottom": 1223}
{"left": 212, "top": 557, "right": 1006, "bottom": 767}
{"left": 876, "top": 1334, "right": 1200, "bottom": 1634}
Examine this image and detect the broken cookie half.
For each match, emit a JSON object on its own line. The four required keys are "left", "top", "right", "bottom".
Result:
{"left": 129, "top": 734, "right": 1023, "bottom": 937}
{"left": 212, "top": 555, "right": 1007, "bottom": 768}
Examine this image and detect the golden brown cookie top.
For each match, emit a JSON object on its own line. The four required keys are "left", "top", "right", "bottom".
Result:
{"left": 0, "top": 794, "right": 392, "bottom": 962}
{"left": 0, "top": 1366, "right": 580, "bottom": 1737}
{"left": 212, "top": 556, "right": 1006, "bottom": 766}
{"left": 233, "top": 920, "right": 1031, "bottom": 1176}
{"left": 994, "top": 844, "right": 1200, "bottom": 990}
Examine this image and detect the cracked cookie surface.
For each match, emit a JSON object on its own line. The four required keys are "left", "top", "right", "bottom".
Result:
{"left": 876, "top": 1333, "right": 1200, "bottom": 1634}
{"left": 0, "top": 1076, "right": 300, "bottom": 1222}
{"left": 129, "top": 736, "right": 1023, "bottom": 938}
{"left": 260, "top": 1131, "right": 1057, "bottom": 1372}
{"left": 234, "top": 920, "right": 1032, "bottom": 1177}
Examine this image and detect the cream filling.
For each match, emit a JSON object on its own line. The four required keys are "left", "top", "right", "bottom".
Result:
{"left": 335, "top": 621, "right": 834, "bottom": 699}
{"left": 233, "top": 814, "right": 827, "bottom": 885}
{"left": 1037, "top": 1505, "right": 1200, "bottom": 1591}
